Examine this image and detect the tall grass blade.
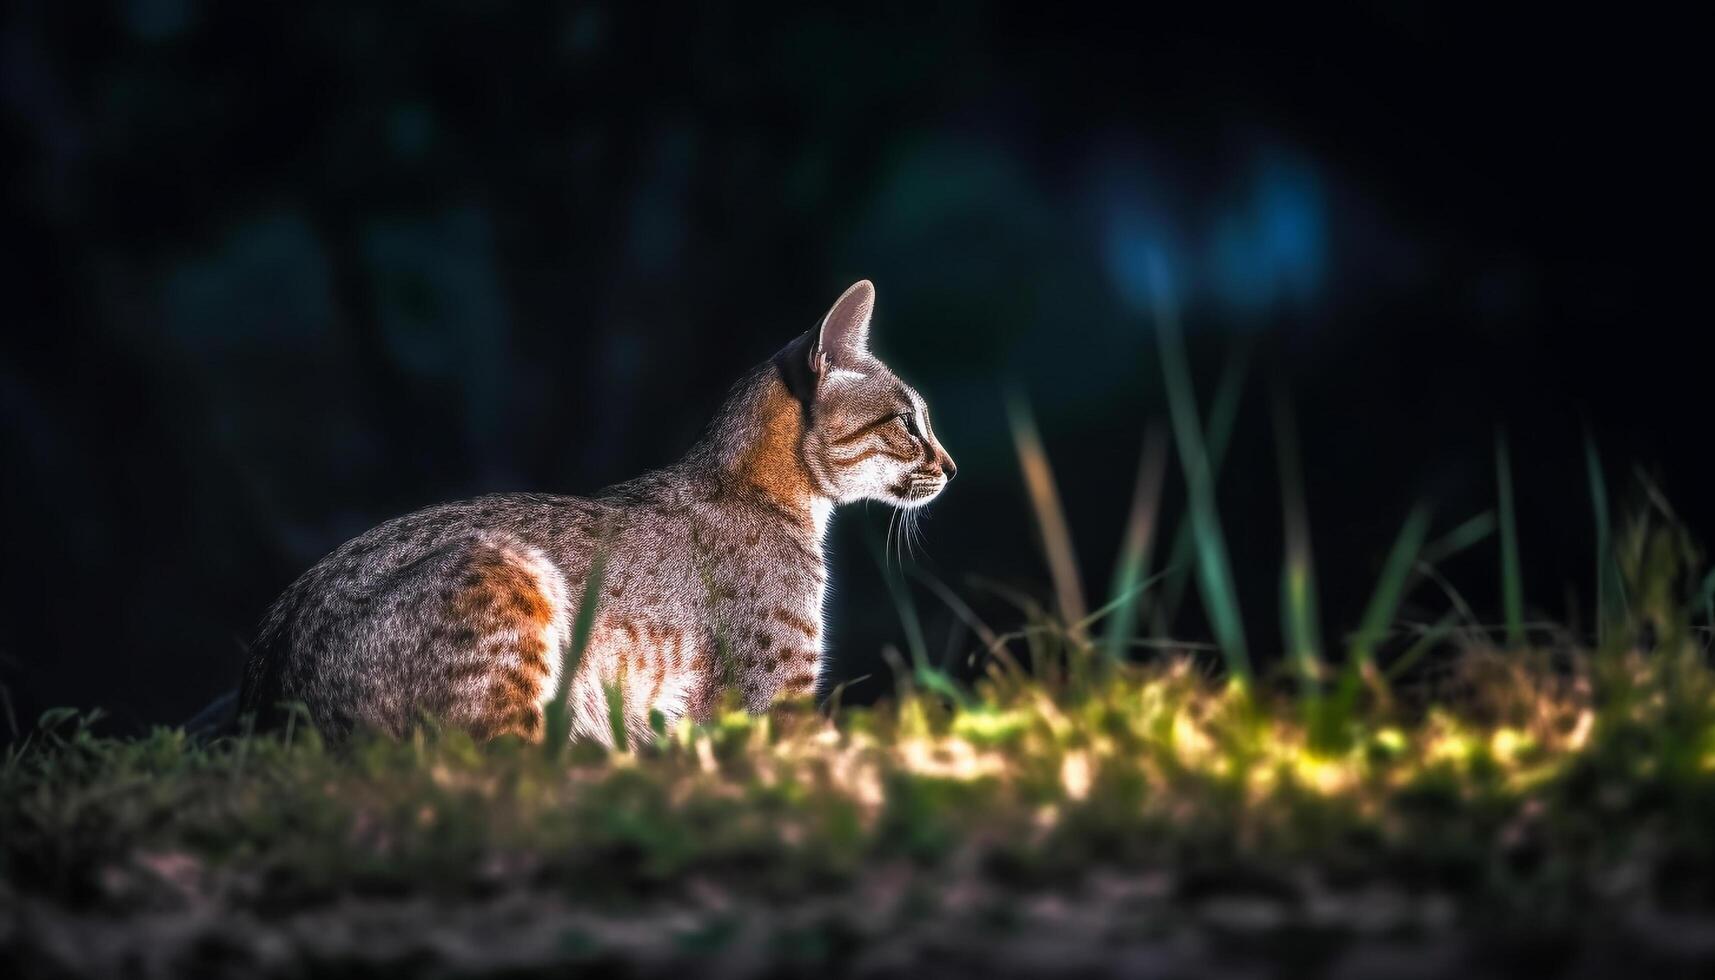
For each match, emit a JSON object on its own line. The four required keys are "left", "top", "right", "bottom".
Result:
{"left": 1072, "top": 568, "right": 1178, "bottom": 632}
{"left": 1104, "top": 423, "right": 1169, "bottom": 664}
{"left": 1584, "top": 435, "right": 1623, "bottom": 643}
{"left": 1349, "top": 504, "right": 1432, "bottom": 670}
{"left": 1007, "top": 394, "right": 1089, "bottom": 642}
{"left": 1273, "top": 388, "right": 1324, "bottom": 692}
{"left": 605, "top": 676, "right": 629, "bottom": 750}
{"left": 1496, "top": 432, "right": 1525, "bottom": 648}
{"left": 1420, "top": 511, "right": 1497, "bottom": 567}
{"left": 1148, "top": 254, "right": 1250, "bottom": 682}
{"left": 544, "top": 541, "right": 608, "bottom": 751}
{"left": 1155, "top": 348, "right": 1250, "bottom": 632}
{"left": 1317, "top": 503, "right": 1432, "bottom": 747}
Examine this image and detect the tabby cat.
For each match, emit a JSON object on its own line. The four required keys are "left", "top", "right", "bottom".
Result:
{"left": 239, "top": 281, "right": 954, "bottom": 744}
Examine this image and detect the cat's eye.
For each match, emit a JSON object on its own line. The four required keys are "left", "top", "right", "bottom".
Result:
{"left": 897, "top": 412, "right": 918, "bottom": 435}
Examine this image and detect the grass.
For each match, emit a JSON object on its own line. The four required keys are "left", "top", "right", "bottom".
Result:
{"left": 1149, "top": 261, "right": 1250, "bottom": 682}
{"left": 1497, "top": 432, "right": 1525, "bottom": 649}
{"left": 5, "top": 607, "right": 1714, "bottom": 975}
{"left": 1272, "top": 386, "right": 1324, "bottom": 696}
{"left": 6, "top": 335, "right": 1715, "bottom": 975}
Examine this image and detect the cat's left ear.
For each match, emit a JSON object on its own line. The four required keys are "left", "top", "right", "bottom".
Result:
{"left": 809, "top": 280, "right": 874, "bottom": 376}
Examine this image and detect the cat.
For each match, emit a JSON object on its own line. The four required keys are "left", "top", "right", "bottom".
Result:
{"left": 239, "top": 281, "right": 954, "bottom": 745}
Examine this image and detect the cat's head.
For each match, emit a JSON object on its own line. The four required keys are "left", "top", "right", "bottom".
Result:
{"left": 779, "top": 281, "right": 956, "bottom": 509}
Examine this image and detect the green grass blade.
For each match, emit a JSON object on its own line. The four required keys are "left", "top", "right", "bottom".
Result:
{"left": 1104, "top": 424, "right": 1169, "bottom": 664}
{"left": 1149, "top": 255, "right": 1250, "bottom": 683}
{"left": 544, "top": 542, "right": 608, "bottom": 751}
{"left": 1420, "top": 511, "right": 1497, "bottom": 567}
{"left": 1321, "top": 503, "right": 1432, "bottom": 746}
{"left": 913, "top": 662, "right": 973, "bottom": 708}
{"left": 1496, "top": 432, "right": 1525, "bottom": 648}
{"left": 1007, "top": 393, "right": 1089, "bottom": 642}
{"left": 1078, "top": 567, "right": 1178, "bottom": 632}
{"left": 605, "top": 677, "right": 628, "bottom": 750}
{"left": 1584, "top": 435, "right": 1621, "bottom": 643}
{"left": 1155, "top": 348, "right": 1249, "bottom": 633}
{"left": 1349, "top": 504, "right": 1432, "bottom": 670}
{"left": 1273, "top": 388, "right": 1323, "bottom": 692}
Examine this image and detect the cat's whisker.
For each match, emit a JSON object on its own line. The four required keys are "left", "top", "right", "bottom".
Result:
{"left": 901, "top": 506, "right": 914, "bottom": 564}
{"left": 897, "top": 508, "right": 910, "bottom": 565}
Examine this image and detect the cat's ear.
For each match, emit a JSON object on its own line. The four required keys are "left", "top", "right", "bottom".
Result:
{"left": 809, "top": 280, "right": 874, "bottom": 376}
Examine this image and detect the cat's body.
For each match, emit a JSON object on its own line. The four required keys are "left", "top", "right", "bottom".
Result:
{"left": 239, "top": 282, "right": 953, "bottom": 744}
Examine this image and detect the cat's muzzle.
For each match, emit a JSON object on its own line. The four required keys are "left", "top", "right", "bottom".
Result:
{"left": 900, "top": 475, "right": 947, "bottom": 507}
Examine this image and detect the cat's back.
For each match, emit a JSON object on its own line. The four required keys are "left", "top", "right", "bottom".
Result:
{"left": 275, "top": 492, "right": 602, "bottom": 611}
{"left": 241, "top": 491, "right": 608, "bottom": 736}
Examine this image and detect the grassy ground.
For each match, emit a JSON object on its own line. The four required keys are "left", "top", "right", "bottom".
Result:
{"left": 5, "top": 599, "right": 1715, "bottom": 976}
{"left": 6, "top": 329, "right": 1715, "bottom": 977}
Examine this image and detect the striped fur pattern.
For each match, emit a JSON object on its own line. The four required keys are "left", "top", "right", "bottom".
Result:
{"left": 240, "top": 281, "right": 955, "bottom": 744}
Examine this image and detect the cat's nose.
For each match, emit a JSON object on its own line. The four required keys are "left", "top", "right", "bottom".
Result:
{"left": 939, "top": 453, "right": 957, "bottom": 481}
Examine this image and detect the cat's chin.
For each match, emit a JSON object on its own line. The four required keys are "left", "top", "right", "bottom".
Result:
{"left": 884, "top": 481, "right": 946, "bottom": 510}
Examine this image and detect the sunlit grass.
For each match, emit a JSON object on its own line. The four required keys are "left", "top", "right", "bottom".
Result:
{"left": 1103, "top": 423, "right": 1167, "bottom": 666}
{"left": 1271, "top": 387, "right": 1323, "bottom": 696}
{"left": 1006, "top": 393, "right": 1089, "bottom": 641}
{"left": 1149, "top": 261, "right": 1250, "bottom": 682}
{"left": 5, "top": 612, "right": 1711, "bottom": 926}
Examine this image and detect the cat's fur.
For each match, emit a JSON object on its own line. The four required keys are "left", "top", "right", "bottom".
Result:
{"left": 239, "top": 282, "right": 954, "bottom": 744}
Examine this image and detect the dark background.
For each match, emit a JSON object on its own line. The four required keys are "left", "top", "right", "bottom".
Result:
{"left": 1, "top": 3, "right": 1707, "bottom": 732}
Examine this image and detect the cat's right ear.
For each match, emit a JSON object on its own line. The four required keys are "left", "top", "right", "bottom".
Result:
{"left": 809, "top": 280, "right": 875, "bottom": 377}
